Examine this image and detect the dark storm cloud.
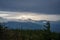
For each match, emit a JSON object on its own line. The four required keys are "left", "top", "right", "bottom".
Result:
{"left": 0, "top": 0, "right": 60, "bottom": 14}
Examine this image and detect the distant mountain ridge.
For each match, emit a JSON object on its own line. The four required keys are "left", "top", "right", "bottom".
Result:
{"left": 4, "top": 21, "right": 42, "bottom": 29}
{"left": 3, "top": 20, "right": 60, "bottom": 32}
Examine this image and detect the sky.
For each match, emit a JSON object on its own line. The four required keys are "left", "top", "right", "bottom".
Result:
{"left": 0, "top": 0, "right": 60, "bottom": 22}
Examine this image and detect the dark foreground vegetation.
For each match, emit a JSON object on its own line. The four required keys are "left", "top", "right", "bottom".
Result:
{"left": 0, "top": 21, "right": 60, "bottom": 40}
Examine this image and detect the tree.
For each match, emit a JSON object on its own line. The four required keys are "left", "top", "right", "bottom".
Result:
{"left": 0, "top": 23, "right": 8, "bottom": 40}
{"left": 43, "top": 21, "right": 51, "bottom": 40}
{"left": 0, "top": 23, "right": 4, "bottom": 40}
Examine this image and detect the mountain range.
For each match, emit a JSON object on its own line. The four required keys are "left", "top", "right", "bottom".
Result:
{"left": 2, "top": 20, "right": 60, "bottom": 32}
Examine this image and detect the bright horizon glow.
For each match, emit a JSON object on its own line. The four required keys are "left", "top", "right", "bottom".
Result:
{"left": 0, "top": 11, "right": 60, "bottom": 22}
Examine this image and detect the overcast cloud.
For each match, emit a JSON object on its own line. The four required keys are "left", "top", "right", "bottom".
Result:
{"left": 0, "top": 0, "right": 60, "bottom": 14}
{"left": 0, "top": 0, "right": 60, "bottom": 22}
{"left": 0, "top": 11, "right": 60, "bottom": 22}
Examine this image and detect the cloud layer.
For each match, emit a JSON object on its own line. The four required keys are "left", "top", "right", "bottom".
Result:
{"left": 0, "top": 0, "right": 60, "bottom": 14}
{"left": 0, "top": 11, "right": 60, "bottom": 22}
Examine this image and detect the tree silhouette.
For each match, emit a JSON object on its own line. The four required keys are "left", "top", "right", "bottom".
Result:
{"left": 0, "top": 23, "right": 4, "bottom": 40}
{"left": 43, "top": 21, "right": 51, "bottom": 40}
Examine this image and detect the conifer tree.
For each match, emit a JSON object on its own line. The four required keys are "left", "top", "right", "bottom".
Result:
{"left": 43, "top": 21, "right": 51, "bottom": 40}
{"left": 0, "top": 23, "right": 4, "bottom": 40}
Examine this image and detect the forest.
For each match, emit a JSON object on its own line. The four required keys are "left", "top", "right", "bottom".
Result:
{"left": 0, "top": 21, "right": 60, "bottom": 40}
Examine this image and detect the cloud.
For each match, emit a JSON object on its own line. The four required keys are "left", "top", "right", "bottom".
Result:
{"left": 0, "top": 11, "right": 60, "bottom": 22}
{"left": 0, "top": 0, "right": 60, "bottom": 14}
{"left": 0, "top": 17, "right": 7, "bottom": 23}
